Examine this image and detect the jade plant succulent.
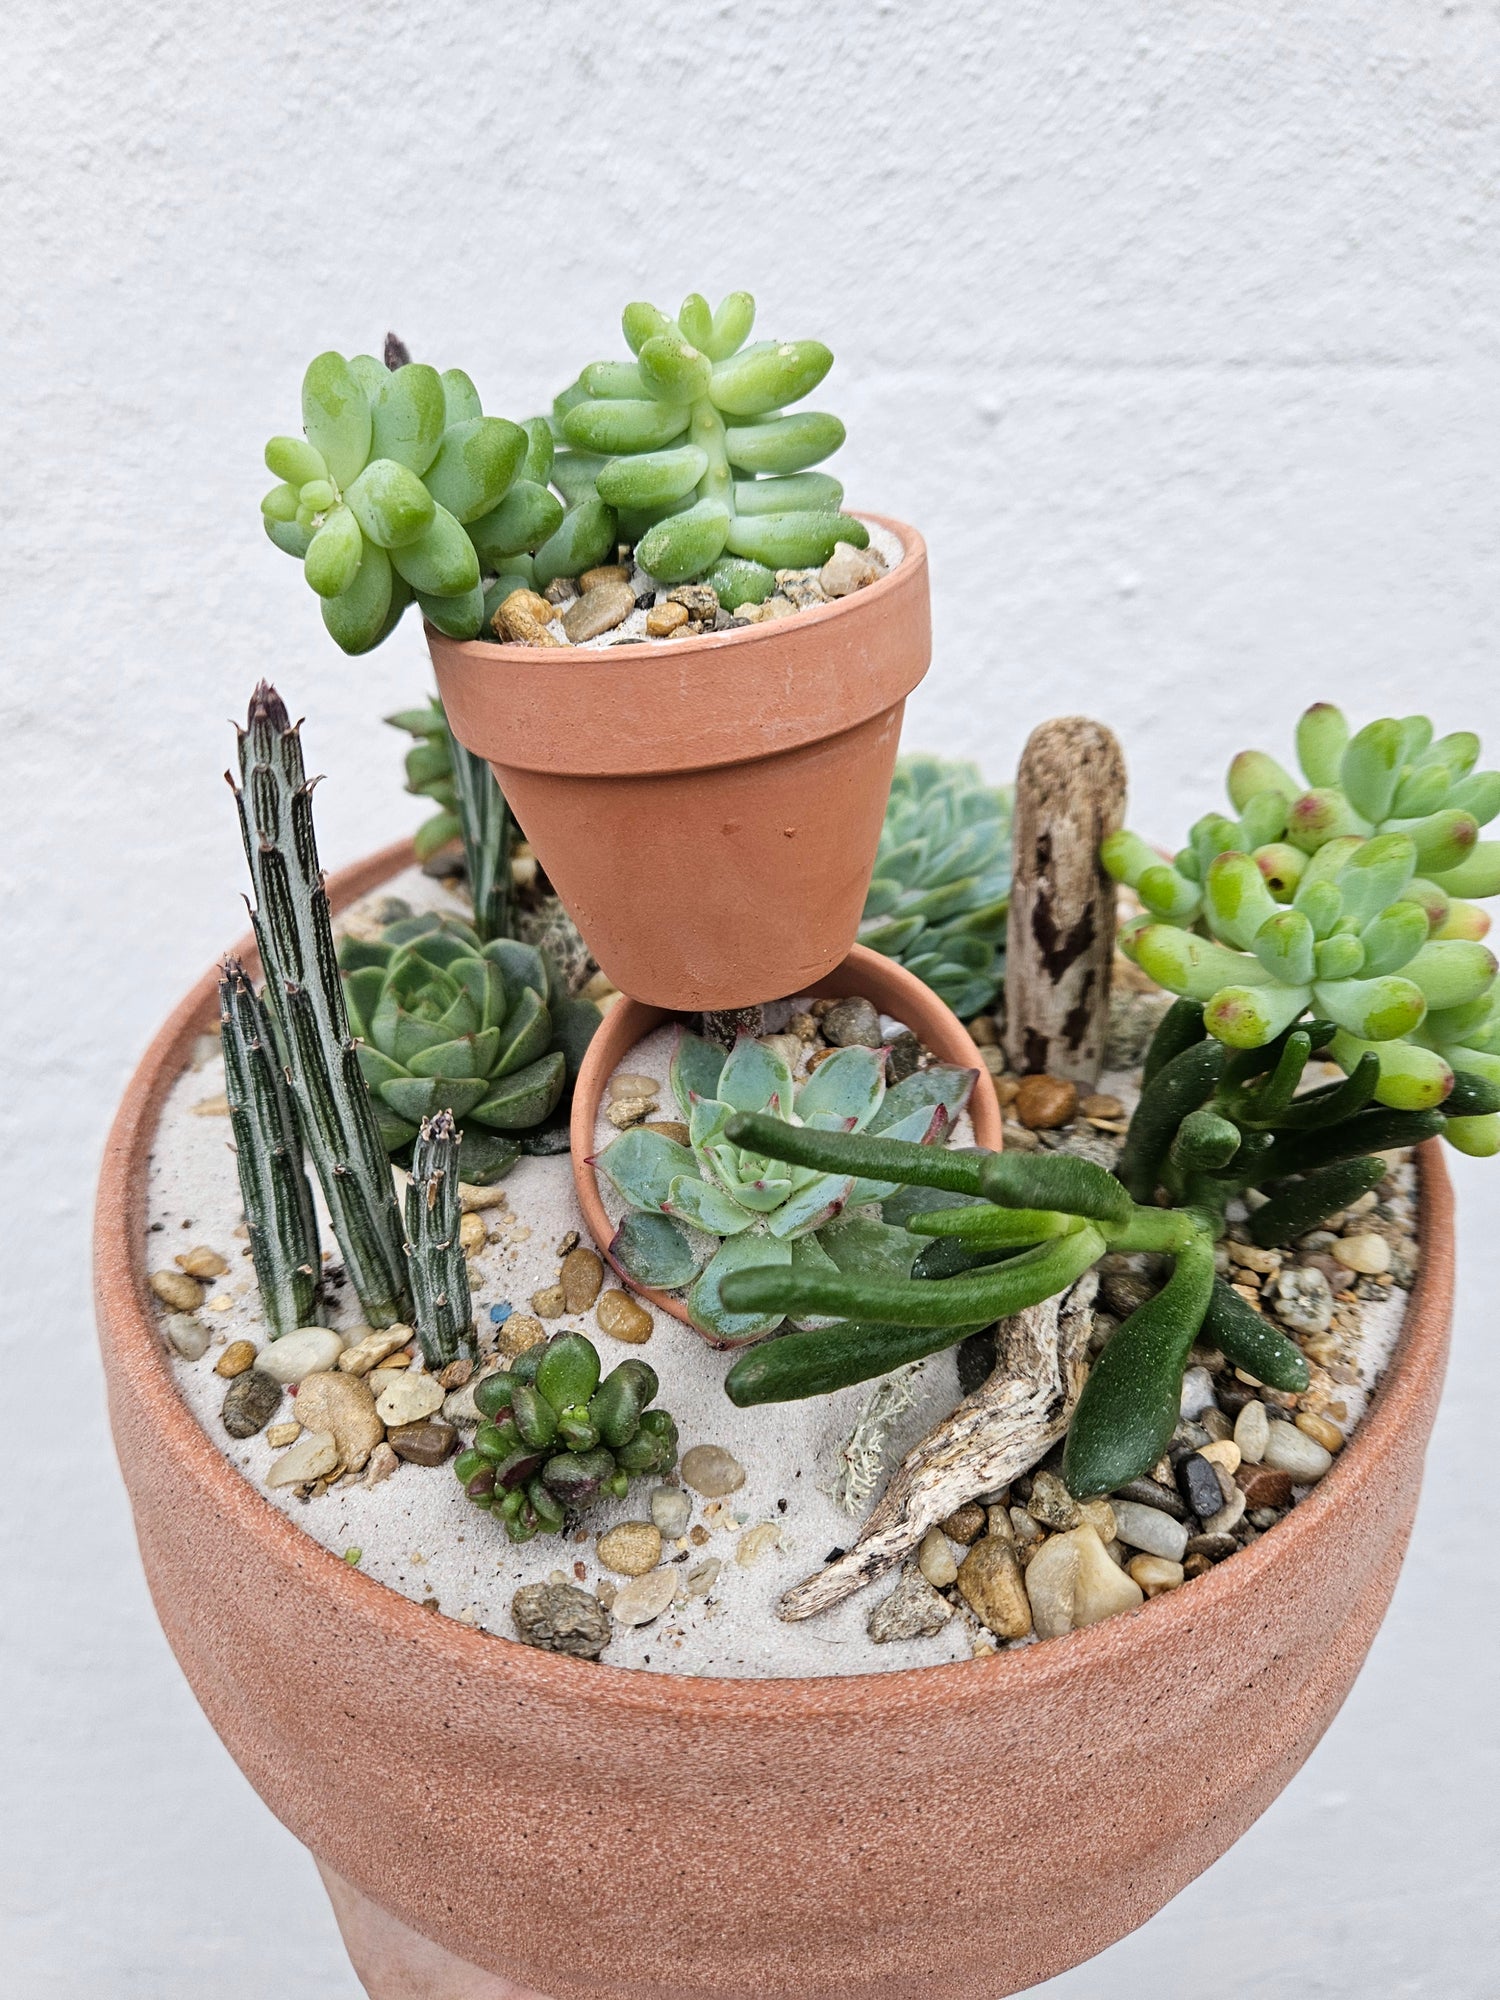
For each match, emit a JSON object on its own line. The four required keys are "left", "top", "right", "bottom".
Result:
{"left": 596, "top": 1033, "right": 977, "bottom": 1340}
{"left": 546, "top": 289, "right": 869, "bottom": 593}
{"left": 453, "top": 1335, "right": 678, "bottom": 1543}
{"left": 859, "top": 755, "right": 1013, "bottom": 1018}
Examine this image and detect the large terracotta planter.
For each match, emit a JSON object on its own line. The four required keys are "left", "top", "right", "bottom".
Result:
{"left": 429, "top": 515, "right": 930, "bottom": 1013}
{"left": 96, "top": 844, "right": 1456, "bottom": 2000}
{"left": 569, "top": 941, "right": 1003, "bottom": 1331}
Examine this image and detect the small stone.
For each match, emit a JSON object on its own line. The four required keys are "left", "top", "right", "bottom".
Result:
{"left": 666, "top": 582, "right": 719, "bottom": 619}
{"left": 680, "top": 1444, "right": 745, "bottom": 1497}
{"left": 611, "top": 1568, "right": 678, "bottom": 1627}
{"left": 364, "top": 1441, "right": 400, "bottom": 1488}
{"left": 759, "top": 593, "right": 797, "bottom": 619}
{"left": 459, "top": 1181, "right": 510, "bottom": 1213}
{"left": 221, "top": 1369, "right": 281, "bottom": 1438}
{"left": 605, "top": 1096, "right": 655, "bottom": 1129}
{"left": 215, "top": 1339, "right": 257, "bottom": 1378}
{"left": 685, "top": 1557, "right": 721, "bottom": 1596}
{"left": 1177, "top": 1452, "right": 1227, "bottom": 1519}
{"left": 1183, "top": 1552, "right": 1214, "bottom": 1579}
{"left": 388, "top": 1418, "right": 457, "bottom": 1466}
{"left": 560, "top": 1247, "right": 605, "bottom": 1312}
{"left": 1227, "top": 1240, "right": 1281, "bottom": 1276}
{"left": 164, "top": 1314, "right": 209, "bottom": 1361}
{"left": 337, "top": 1326, "right": 412, "bottom": 1376}
{"left": 498, "top": 1312, "right": 548, "bottom": 1358}
{"left": 645, "top": 1119, "right": 690, "bottom": 1146}
{"left": 265, "top": 1421, "right": 301, "bottom": 1448}
{"left": 1069, "top": 1524, "right": 1146, "bottom": 1626}
{"left": 820, "top": 996, "right": 882, "bottom": 1049}
{"left": 868, "top": 1567, "right": 955, "bottom": 1642}
{"left": 497, "top": 588, "right": 560, "bottom": 636}
{"left": 442, "top": 1380, "right": 482, "bottom": 1428}
{"left": 758, "top": 1032, "right": 804, "bottom": 1070}
{"left": 941, "top": 1502, "right": 986, "bottom": 1544}
{"left": 375, "top": 1373, "right": 445, "bottom": 1429}
{"left": 1100, "top": 1267, "right": 1156, "bottom": 1318}
{"left": 1185, "top": 1531, "right": 1239, "bottom": 1561}
{"left": 1012, "top": 1075, "right": 1078, "bottom": 1130}
{"left": 1109, "top": 1499, "right": 1190, "bottom": 1562}
{"left": 689, "top": 1524, "right": 710, "bottom": 1546}
{"left": 1333, "top": 1232, "right": 1391, "bottom": 1276}
{"left": 820, "top": 541, "right": 882, "bottom": 597}
{"left": 1128, "top": 1555, "right": 1186, "bottom": 1597}
{"left": 190, "top": 1092, "right": 230, "bottom": 1116}
{"left": 266, "top": 1429, "right": 339, "bottom": 1489}
{"left": 257, "top": 1326, "right": 345, "bottom": 1384}
{"left": 645, "top": 600, "right": 690, "bottom": 637}
{"left": 1296, "top": 1410, "right": 1344, "bottom": 1454}
{"left": 596, "top": 1290, "right": 653, "bottom": 1343}
{"left": 512, "top": 1581, "right": 611, "bottom": 1658}
{"left": 531, "top": 1284, "right": 567, "bottom": 1319}
{"left": 967, "top": 1014, "right": 1000, "bottom": 1046}
{"left": 1111, "top": 1476, "right": 1188, "bottom": 1521}
{"left": 459, "top": 1212, "right": 487, "bottom": 1255}
{"left": 150, "top": 1270, "right": 204, "bottom": 1312}
{"left": 886, "top": 1031, "right": 924, "bottom": 1083}
{"left": 608, "top": 1072, "right": 660, "bottom": 1103}
{"left": 1009, "top": 1506, "right": 1045, "bottom": 1545}
{"left": 1200, "top": 1486, "right": 1247, "bottom": 1536}
{"left": 1262, "top": 1420, "right": 1334, "bottom": 1481}
{"left": 1079, "top": 1093, "right": 1124, "bottom": 1120}
{"left": 437, "top": 1358, "right": 473, "bottom": 1391}
{"left": 650, "top": 1487, "right": 691, "bottom": 1538}
{"left": 176, "top": 1245, "right": 229, "bottom": 1279}
{"left": 737, "top": 1522, "right": 782, "bottom": 1567}
{"left": 1026, "top": 1469, "right": 1082, "bottom": 1531}
{"left": 1236, "top": 1462, "right": 1294, "bottom": 1509}
{"left": 1233, "top": 1399, "right": 1272, "bottom": 1463}
{"left": 957, "top": 1536, "right": 1033, "bottom": 1638}
{"left": 1081, "top": 1497, "right": 1117, "bottom": 1542}
{"left": 597, "top": 1521, "right": 663, "bottom": 1576}
{"left": 917, "top": 1525, "right": 959, "bottom": 1588}
{"left": 1179, "top": 1366, "right": 1218, "bottom": 1420}
{"left": 1267, "top": 1265, "right": 1334, "bottom": 1335}
{"left": 293, "top": 1371, "right": 384, "bottom": 1473}
{"left": 1198, "top": 1437, "right": 1242, "bottom": 1474}
{"left": 1022, "top": 1533, "right": 1080, "bottom": 1638}
{"left": 988, "top": 1054, "right": 1015, "bottom": 1083}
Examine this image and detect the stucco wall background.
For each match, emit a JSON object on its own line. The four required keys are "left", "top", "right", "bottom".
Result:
{"left": 4, "top": 2, "right": 1498, "bottom": 1992}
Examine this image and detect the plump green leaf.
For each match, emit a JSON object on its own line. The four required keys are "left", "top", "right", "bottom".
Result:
{"left": 705, "top": 291, "right": 755, "bottom": 360}
{"left": 561, "top": 398, "right": 690, "bottom": 454}
{"left": 471, "top": 1051, "right": 566, "bottom": 1128}
{"left": 793, "top": 1044, "right": 885, "bottom": 1127}
{"left": 346, "top": 458, "right": 436, "bottom": 549}
{"left": 717, "top": 1038, "right": 796, "bottom": 1117}
{"left": 440, "top": 368, "right": 483, "bottom": 425}
{"left": 869, "top": 1064, "right": 976, "bottom": 1134}
{"left": 597, "top": 1126, "right": 699, "bottom": 1212}
{"left": 611, "top": 1211, "right": 710, "bottom": 1288}
{"left": 321, "top": 538, "right": 393, "bottom": 653}
{"left": 687, "top": 1234, "right": 792, "bottom": 1342}
{"left": 636, "top": 498, "right": 731, "bottom": 584}
{"left": 467, "top": 481, "right": 564, "bottom": 565}
{"left": 532, "top": 497, "right": 618, "bottom": 588}
{"left": 265, "top": 436, "right": 328, "bottom": 486}
{"left": 671, "top": 1032, "right": 727, "bottom": 1117}
{"left": 709, "top": 339, "right": 833, "bottom": 417}
{"left": 391, "top": 503, "right": 481, "bottom": 597}
{"left": 724, "top": 511, "right": 869, "bottom": 569}
{"left": 817, "top": 1213, "right": 921, "bottom": 1284}
{"left": 416, "top": 583, "right": 485, "bottom": 639}
{"left": 665, "top": 1175, "right": 758, "bottom": 1235}
{"left": 423, "top": 416, "right": 527, "bottom": 524}
{"left": 595, "top": 444, "right": 708, "bottom": 509}
{"left": 723, "top": 412, "right": 846, "bottom": 475}
{"left": 303, "top": 506, "right": 364, "bottom": 598}
{"left": 370, "top": 363, "right": 447, "bottom": 474}
{"left": 638, "top": 334, "right": 713, "bottom": 402}
{"left": 703, "top": 556, "right": 775, "bottom": 608}
{"left": 733, "top": 472, "right": 844, "bottom": 515}
{"left": 301, "top": 352, "right": 372, "bottom": 489}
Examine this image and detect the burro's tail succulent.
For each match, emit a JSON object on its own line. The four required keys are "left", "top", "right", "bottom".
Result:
{"left": 546, "top": 290, "right": 869, "bottom": 593}
{"left": 453, "top": 1334, "right": 678, "bottom": 1543}
{"left": 1103, "top": 703, "right": 1500, "bottom": 1154}
{"left": 404, "top": 1110, "right": 474, "bottom": 1370}
{"left": 859, "top": 755, "right": 1013, "bottom": 1017}
{"left": 218, "top": 956, "right": 323, "bottom": 1338}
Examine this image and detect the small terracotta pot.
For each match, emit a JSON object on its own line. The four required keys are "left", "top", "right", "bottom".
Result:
{"left": 569, "top": 941, "right": 1003, "bottom": 1330}
{"left": 96, "top": 843, "right": 1456, "bottom": 2000}
{"left": 429, "top": 516, "right": 930, "bottom": 1013}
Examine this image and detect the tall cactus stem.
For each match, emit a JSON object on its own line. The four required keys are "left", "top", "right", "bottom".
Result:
{"left": 405, "top": 1111, "right": 475, "bottom": 1369}
{"left": 444, "top": 710, "right": 516, "bottom": 942}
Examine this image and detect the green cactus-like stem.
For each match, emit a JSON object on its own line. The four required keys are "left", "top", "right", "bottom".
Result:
{"left": 405, "top": 1110, "right": 475, "bottom": 1368}
{"left": 233, "top": 683, "right": 411, "bottom": 1326}
{"left": 219, "top": 957, "right": 324, "bottom": 1338}
{"left": 444, "top": 711, "right": 515, "bottom": 943}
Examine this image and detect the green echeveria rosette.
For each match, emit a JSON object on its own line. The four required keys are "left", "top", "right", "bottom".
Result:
{"left": 595, "top": 1030, "right": 977, "bottom": 1342}
{"left": 453, "top": 1335, "right": 678, "bottom": 1543}
{"left": 542, "top": 289, "right": 870, "bottom": 593}
{"left": 338, "top": 913, "right": 600, "bottom": 1181}
{"left": 859, "top": 755, "right": 1013, "bottom": 1018}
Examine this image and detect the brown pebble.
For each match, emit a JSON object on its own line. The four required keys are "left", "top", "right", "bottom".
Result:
{"left": 646, "top": 600, "right": 690, "bottom": 637}
{"left": 1236, "top": 1462, "right": 1294, "bottom": 1510}
{"left": 941, "top": 1503, "right": 987, "bottom": 1545}
{"left": 597, "top": 1521, "right": 662, "bottom": 1576}
{"left": 1013, "top": 1075, "right": 1079, "bottom": 1130}
{"left": 596, "top": 1289, "right": 653, "bottom": 1343}
{"left": 645, "top": 1120, "right": 690, "bottom": 1146}
{"left": 176, "top": 1245, "right": 229, "bottom": 1279}
{"left": 1080, "top": 1093, "right": 1124, "bottom": 1120}
{"left": 689, "top": 1524, "right": 711, "bottom": 1546}
{"left": 530, "top": 1284, "right": 567, "bottom": 1319}
{"left": 149, "top": 1269, "right": 205, "bottom": 1312}
{"left": 1296, "top": 1411, "right": 1344, "bottom": 1454}
{"left": 436, "top": 1359, "right": 473, "bottom": 1391}
{"left": 1182, "top": 1553, "right": 1214, "bottom": 1579}
{"left": 966, "top": 1015, "right": 1000, "bottom": 1047}
{"left": 991, "top": 1076, "right": 1020, "bottom": 1107}
{"left": 956, "top": 1536, "right": 1034, "bottom": 1639}
{"left": 579, "top": 563, "right": 631, "bottom": 591}
{"left": 458, "top": 1212, "right": 486, "bottom": 1255}
{"left": 215, "top": 1339, "right": 258, "bottom": 1378}
{"left": 563, "top": 580, "right": 636, "bottom": 643}
{"left": 387, "top": 1419, "right": 458, "bottom": 1466}
{"left": 805, "top": 1047, "right": 838, "bottom": 1071}
{"left": 560, "top": 1246, "right": 605, "bottom": 1312}
{"left": 499, "top": 1312, "right": 548, "bottom": 1357}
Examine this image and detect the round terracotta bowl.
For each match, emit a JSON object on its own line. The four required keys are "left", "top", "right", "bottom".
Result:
{"left": 569, "top": 941, "right": 1003, "bottom": 1330}
{"left": 429, "top": 515, "right": 930, "bottom": 1013}
{"left": 95, "top": 844, "right": 1456, "bottom": 2000}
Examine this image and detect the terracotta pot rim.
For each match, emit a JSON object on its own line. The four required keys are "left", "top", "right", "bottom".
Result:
{"left": 567, "top": 943, "right": 1004, "bottom": 1327}
{"left": 95, "top": 839, "right": 1456, "bottom": 1717}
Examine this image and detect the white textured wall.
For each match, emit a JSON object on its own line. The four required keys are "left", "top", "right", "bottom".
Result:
{"left": 4, "top": 2, "right": 1498, "bottom": 1991}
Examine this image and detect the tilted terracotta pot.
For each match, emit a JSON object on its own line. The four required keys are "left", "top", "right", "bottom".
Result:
{"left": 96, "top": 844, "right": 1455, "bottom": 2000}
{"left": 429, "top": 516, "right": 930, "bottom": 1013}
{"left": 569, "top": 941, "right": 1002, "bottom": 1332}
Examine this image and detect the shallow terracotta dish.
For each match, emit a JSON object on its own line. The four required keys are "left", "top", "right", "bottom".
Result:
{"left": 95, "top": 844, "right": 1455, "bottom": 2000}
{"left": 569, "top": 940, "right": 1003, "bottom": 1330}
{"left": 430, "top": 516, "right": 930, "bottom": 1013}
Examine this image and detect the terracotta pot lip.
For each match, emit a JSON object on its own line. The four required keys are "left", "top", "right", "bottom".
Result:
{"left": 568, "top": 943, "right": 1004, "bottom": 1328}
{"left": 96, "top": 840, "right": 1456, "bottom": 1720}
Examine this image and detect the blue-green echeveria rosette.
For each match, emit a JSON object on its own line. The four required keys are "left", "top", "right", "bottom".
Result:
{"left": 595, "top": 1031, "right": 977, "bottom": 1341}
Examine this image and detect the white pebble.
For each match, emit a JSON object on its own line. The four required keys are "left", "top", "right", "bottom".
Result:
{"left": 650, "top": 1487, "right": 691, "bottom": 1538}
{"left": 265, "top": 1430, "right": 338, "bottom": 1488}
{"left": 1179, "top": 1366, "right": 1218, "bottom": 1420}
{"left": 1069, "top": 1525, "right": 1146, "bottom": 1627}
{"left": 1200, "top": 1486, "right": 1246, "bottom": 1536}
{"left": 1234, "top": 1400, "right": 1271, "bottom": 1463}
{"left": 375, "top": 1373, "right": 445, "bottom": 1427}
{"left": 1263, "top": 1420, "right": 1334, "bottom": 1481}
{"left": 1333, "top": 1232, "right": 1391, "bottom": 1276}
{"left": 917, "top": 1526, "right": 959, "bottom": 1588}
{"left": 1108, "top": 1499, "right": 1189, "bottom": 1563}
{"left": 611, "top": 1568, "right": 677, "bottom": 1627}
{"left": 164, "top": 1314, "right": 209, "bottom": 1361}
{"left": 255, "top": 1326, "right": 345, "bottom": 1384}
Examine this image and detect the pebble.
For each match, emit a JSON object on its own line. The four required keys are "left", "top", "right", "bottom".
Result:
{"left": 1080, "top": 1093, "right": 1124, "bottom": 1120}
{"left": 496, "top": 588, "right": 560, "bottom": 638}
{"left": 819, "top": 996, "right": 882, "bottom": 1049}
{"left": 597, "top": 1522, "right": 663, "bottom": 1577}
{"left": 164, "top": 1314, "right": 209, "bottom": 1361}
{"left": 645, "top": 1119, "right": 690, "bottom": 1146}
{"left": 215, "top": 1340, "right": 257, "bottom": 1378}
{"left": 265, "top": 1421, "right": 301, "bottom": 1448}
{"left": 737, "top": 1523, "right": 782, "bottom": 1567}
{"left": 176, "top": 1245, "right": 229, "bottom": 1279}
{"left": 1227, "top": 1240, "right": 1281, "bottom": 1276}
{"left": 1177, "top": 1452, "right": 1227, "bottom": 1520}
{"left": 459, "top": 1213, "right": 487, "bottom": 1255}
{"left": 530, "top": 1284, "right": 567, "bottom": 1319}
{"left": 1128, "top": 1555, "right": 1186, "bottom": 1597}
{"left": 460, "top": 1182, "right": 510, "bottom": 1213}
{"left": 611, "top": 1567, "right": 677, "bottom": 1628}
{"left": 293, "top": 1371, "right": 384, "bottom": 1473}
{"left": 868, "top": 1567, "right": 955, "bottom": 1642}
{"left": 1080, "top": 1497, "right": 1117, "bottom": 1543}
{"left": 917, "top": 1526, "right": 959, "bottom": 1588}
{"left": 680, "top": 1445, "right": 745, "bottom": 1497}
{"left": 595, "top": 1290, "right": 653, "bottom": 1343}
{"left": 1109, "top": 1499, "right": 1190, "bottom": 1562}
{"left": 957, "top": 1536, "right": 1034, "bottom": 1638}
{"left": 986, "top": 1052, "right": 1012, "bottom": 1080}
{"left": 1199, "top": 1407, "right": 1234, "bottom": 1443}
{"left": 1233, "top": 1399, "right": 1271, "bottom": 1462}
{"left": 265, "top": 1430, "right": 339, "bottom": 1489}
{"left": 1268, "top": 1265, "right": 1334, "bottom": 1335}
{"left": 1198, "top": 1439, "right": 1242, "bottom": 1477}
{"left": 257, "top": 1326, "right": 345, "bottom": 1384}
{"left": 562, "top": 579, "right": 635, "bottom": 642}
{"left": 608, "top": 1072, "right": 660, "bottom": 1103}
{"left": 941, "top": 1502, "right": 987, "bottom": 1544}
{"left": 820, "top": 542, "right": 883, "bottom": 597}
{"left": 442, "top": 1380, "right": 483, "bottom": 1428}
{"left": 336, "top": 1326, "right": 411, "bottom": 1376}
{"left": 221, "top": 1369, "right": 282, "bottom": 1438}
{"left": 1021, "top": 1533, "right": 1080, "bottom": 1638}
{"left": 685, "top": 1557, "right": 721, "bottom": 1596}
{"left": 560, "top": 1247, "right": 605, "bottom": 1312}
{"left": 1200, "top": 1486, "right": 1246, "bottom": 1536}
{"left": 1179, "top": 1366, "right": 1218, "bottom": 1420}
{"left": 645, "top": 600, "right": 690, "bottom": 637}
{"left": 1111, "top": 1476, "right": 1188, "bottom": 1521}
{"left": 498, "top": 1312, "right": 548, "bottom": 1358}
{"left": 1013, "top": 1075, "right": 1078, "bottom": 1130}
{"left": 511, "top": 1581, "right": 612, "bottom": 1658}
{"left": 363, "top": 1441, "right": 400, "bottom": 1488}
{"left": 580, "top": 563, "right": 631, "bottom": 592}
{"left": 757, "top": 1032, "right": 804, "bottom": 1069}
{"left": 667, "top": 583, "right": 719, "bottom": 619}
{"left": 1296, "top": 1411, "right": 1344, "bottom": 1454}
{"left": 1333, "top": 1233, "right": 1391, "bottom": 1276}
{"left": 1185, "top": 1532, "right": 1238, "bottom": 1561}
{"left": 1262, "top": 1421, "right": 1334, "bottom": 1481}
{"left": 1235, "top": 1460, "right": 1292, "bottom": 1510}
{"left": 605, "top": 1096, "right": 655, "bottom": 1128}
{"left": 650, "top": 1487, "right": 691, "bottom": 1538}
{"left": 436, "top": 1358, "right": 473, "bottom": 1390}
{"left": 375, "top": 1373, "right": 445, "bottom": 1429}
{"left": 150, "top": 1270, "right": 204, "bottom": 1312}
{"left": 1068, "top": 1525, "right": 1146, "bottom": 1626}
{"left": 1009, "top": 1505, "right": 1045, "bottom": 1545}
{"left": 388, "top": 1418, "right": 457, "bottom": 1465}
{"left": 1026, "top": 1469, "right": 1082, "bottom": 1531}
{"left": 886, "top": 1030, "right": 924, "bottom": 1082}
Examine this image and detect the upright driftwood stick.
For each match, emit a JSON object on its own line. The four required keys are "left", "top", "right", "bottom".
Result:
{"left": 1004, "top": 717, "right": 1127, "bottom": 1085}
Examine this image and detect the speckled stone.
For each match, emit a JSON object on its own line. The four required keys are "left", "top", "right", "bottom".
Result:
{"left": 511, "top": 1582, "right": 611, "bottom": 1659}
{"left": 221, "top": 1369, "right": 281, "bottom": 1439}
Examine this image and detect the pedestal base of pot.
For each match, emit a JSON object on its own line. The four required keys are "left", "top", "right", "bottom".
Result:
{"left": 319, "top": 1862, "right": 558, "bottom": 2000}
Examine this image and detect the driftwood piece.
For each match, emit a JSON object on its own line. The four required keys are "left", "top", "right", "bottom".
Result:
{"left": 1004, "top": 717, "right": 1127, "bottom": 1086}
{"left": 777, "top": 1273, "right": 1098, "bottom": 1620}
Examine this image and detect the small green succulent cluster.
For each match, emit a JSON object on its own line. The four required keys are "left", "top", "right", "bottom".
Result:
{"left": 597, "top": 1032, "right": 976, "bottom": 1341}
{"left": 261, "top": 351, "right": 559, "bottom": 651}
{"left": 339, "top": 914, "right": 600, "bottom": 1182}
{"left": 547, "top": 290, "right": 869, "bottom": 593}
{"left": 453, "top": 1335, "right": 678, "bottom": 1543}
{"left": 859, "top": 756, "right": 1013, "bottom": 1017}
{"left": 1104, "top": 704, "right": 1500, "bottom": 1154}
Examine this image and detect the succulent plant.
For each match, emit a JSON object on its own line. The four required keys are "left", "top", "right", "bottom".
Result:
{"left": 386, "top": 694, "right": 517, "bottom": 940}
{"left": 453, "top": 1335, "right": 678, "bottom": 1542}
{"left": 261, "top": 350, "right": 558, "bottom": 651}
{"left": 545, "top": 290, "right": 869, "bottom": 590}
{"left": 339, "top": 912, "right": 600, "bottom": 1184}
{"left": 859, "top": 755, "right": 1013, "bottom": 1017}
{"left": 404, "top": 1111, "right": 474, "bottom": 1369}
{"left": 596, "top": 1032, "right": 976, "bottom": 1340}
{"left": 218, "top": 956, "right": 323, "bottom": 1339}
